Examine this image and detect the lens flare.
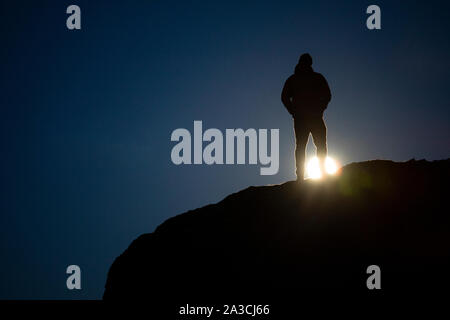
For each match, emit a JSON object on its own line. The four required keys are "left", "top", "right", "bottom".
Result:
{"left": 305, "top": 156, "right": 339, "bottom": 179}
{"left": 325, "top": 157, "right": 338, "bottom": 174}
{"left": 305, "top": 157, "right": 322, "bottom": 179}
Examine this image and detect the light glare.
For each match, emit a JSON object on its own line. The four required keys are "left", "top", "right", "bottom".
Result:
{"left": 325, "top": 157, "right": 338, "bottom": 174}
{"left": 305, "top": 156, "right": 339, "bottom": 179}
{"left": 305, "top": 157, "right": 322, "bottom": 179}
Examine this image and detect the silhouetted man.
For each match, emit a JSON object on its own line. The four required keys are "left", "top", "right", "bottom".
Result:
{"left": 281, "top": 53, "right": 331, "bottom": 180}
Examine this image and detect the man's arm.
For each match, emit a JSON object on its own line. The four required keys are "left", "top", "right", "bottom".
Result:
{"left": 319, "top": 74, "right": 331, "bottom": 107}
{"left": 281, "top": 78, "right": 294, "bottom": 114}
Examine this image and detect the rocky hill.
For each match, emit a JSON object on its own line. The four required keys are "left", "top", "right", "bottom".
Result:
{"left": 104, "top": 159, "right": 450, "bottom": 301}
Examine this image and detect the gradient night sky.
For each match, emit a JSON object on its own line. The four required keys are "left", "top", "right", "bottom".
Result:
{"left": 1, "top": 0, "right": 449, "bottom": 299}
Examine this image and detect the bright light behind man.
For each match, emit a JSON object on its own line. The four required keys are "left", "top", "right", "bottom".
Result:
{"left": 305, "top": 156, "right": 339, "bottom": 179}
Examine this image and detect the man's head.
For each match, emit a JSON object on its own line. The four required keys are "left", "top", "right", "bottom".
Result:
{"left": 298, "top": 53, "right": 313, "bottom": 67}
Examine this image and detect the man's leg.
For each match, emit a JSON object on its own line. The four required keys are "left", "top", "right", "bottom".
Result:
{"left": 311, "top": 116, "right": 327, "bottom": 172}
{"left": 294, "top": 118, "right": 310, "bottom": 181}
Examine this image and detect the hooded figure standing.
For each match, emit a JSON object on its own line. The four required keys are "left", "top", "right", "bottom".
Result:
{"left": 281, "top": 53, "right": 331, "bottom": 180}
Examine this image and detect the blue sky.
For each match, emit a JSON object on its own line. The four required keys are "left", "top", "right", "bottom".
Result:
{"left": 0, "top": 0, "right": 449, "bottom": 298}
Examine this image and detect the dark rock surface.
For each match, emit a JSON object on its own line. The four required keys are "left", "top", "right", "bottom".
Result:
{"left": 104, "top": 159, "right": 450, "bottom": 300}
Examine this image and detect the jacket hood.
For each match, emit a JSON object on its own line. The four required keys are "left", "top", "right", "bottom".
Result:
{"left": 295, "top": 64, "right": 314, "bottom": 74}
